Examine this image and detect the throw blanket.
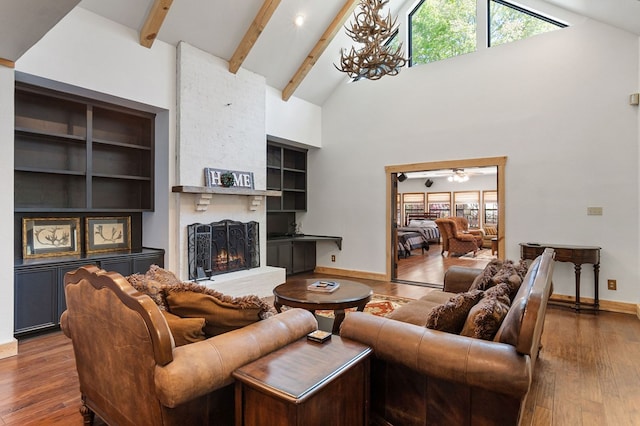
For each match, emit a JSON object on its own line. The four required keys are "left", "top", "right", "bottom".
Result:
{"left": 397, "top": 225, "right": 440, "bottom": 243}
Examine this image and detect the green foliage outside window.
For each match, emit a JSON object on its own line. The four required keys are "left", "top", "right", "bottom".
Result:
{"left": 409, "top": 0, "right": 565, "bottom": 67}
{"left": 410, "top": 0, "right": 477, "bottom": 66}
{"left": 489, "top": 0, "right": 563, "bottom": 47}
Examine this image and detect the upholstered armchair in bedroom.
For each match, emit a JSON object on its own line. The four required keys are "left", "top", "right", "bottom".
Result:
{"left": 450, "top": 217, "right": 484, "bottom": 246}
{"left": 435, "top": 218, "right": 479, "bottom": 257}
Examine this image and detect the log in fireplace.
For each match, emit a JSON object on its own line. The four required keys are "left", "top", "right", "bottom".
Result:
{"left": 187, "top": 220, "right": 259, "bottom": 280}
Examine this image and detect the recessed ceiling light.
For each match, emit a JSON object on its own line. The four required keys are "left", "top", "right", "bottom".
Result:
{"left": 294, "top": 14, "right": 305, "bottom": 27}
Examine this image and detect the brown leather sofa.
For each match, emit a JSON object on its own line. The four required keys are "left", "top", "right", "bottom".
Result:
{"left": 61, "top": 265, "right": 317, "bottom": 426}
{"left": 340, "top": 248, "right": 555, "bottom": 425}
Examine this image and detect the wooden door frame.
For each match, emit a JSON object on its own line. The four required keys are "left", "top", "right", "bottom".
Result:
{"left": 385, "top": 156, "right": 507, "bottom": 281}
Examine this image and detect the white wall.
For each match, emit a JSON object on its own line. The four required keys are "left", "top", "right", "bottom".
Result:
{"left": 310, "top": 20, "right": 640, "bottom": 304}
{"left": 0, "top": 65, "right": 17, "bottom": 356}
{"left": 266, "top": 86, "right": 322, "bottom": 148}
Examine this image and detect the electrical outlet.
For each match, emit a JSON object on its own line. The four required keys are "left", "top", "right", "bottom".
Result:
{"left": 607, "top": 279, "right": 617, "bottom": 290}
{"left": 331, "top": 255, "right": 336, "bottom": 262}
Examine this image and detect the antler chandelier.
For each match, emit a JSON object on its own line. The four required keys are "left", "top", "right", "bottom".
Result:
{"left": 336, "top": 0, "right": 407, "bottom": 80}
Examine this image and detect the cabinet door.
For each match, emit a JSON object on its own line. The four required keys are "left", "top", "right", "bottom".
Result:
{"left": 57, "top": 263, "right": 90, "bottom": 321}
{"left": 15, "top": 268, "right": 58, "bottom": 334}
{"left": 132, "top": 253, "right": 164, "bottom": 274}
{"left": 267, "top": 242, "right": 293, "bottom": 275}
{"left": 99, "top": 258, "right": 133, "bottom": 277}
{"left": 292, "top": 242, "right": 316, "bottom": 274}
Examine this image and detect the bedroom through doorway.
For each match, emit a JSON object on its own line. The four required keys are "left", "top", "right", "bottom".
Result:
{"left": 385, "top": 157, "right": 507, "bottom": 286}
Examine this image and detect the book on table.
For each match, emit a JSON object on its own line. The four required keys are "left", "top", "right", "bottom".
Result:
{"left": 307, "top": 280, "right": 340, "bottom": 293}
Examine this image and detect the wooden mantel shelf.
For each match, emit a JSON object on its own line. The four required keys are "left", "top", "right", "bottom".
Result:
{"left": 172, "top": 185, "right": 282, "bottom": 212}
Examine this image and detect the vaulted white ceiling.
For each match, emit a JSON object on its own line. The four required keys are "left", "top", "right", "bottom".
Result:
{"left": 2, "top": 0, "right": 640, "bottom": 106}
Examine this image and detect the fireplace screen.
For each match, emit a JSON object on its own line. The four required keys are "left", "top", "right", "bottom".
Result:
{"left": 187, "top": 220, "right": 259, "bottom": 279}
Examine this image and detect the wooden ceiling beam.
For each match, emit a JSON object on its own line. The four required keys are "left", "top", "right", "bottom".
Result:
{"left": 0, "top": 58, "right": 15, "bottom": 68}
{"left": 282, "top": 0, "right": 359, "bottom": 101}
{"left": 140, "top": 0, "right": 174, "bottom": 48}
{"left": 229, "top": 0, "right": 281, "bottom": 74}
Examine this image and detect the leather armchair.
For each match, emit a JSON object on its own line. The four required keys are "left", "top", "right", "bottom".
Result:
{"left": 435, "top": 218, "right": 480, "bottom": 257}
{"left": 61, "top": 265, "right": 317, "bottom": 426}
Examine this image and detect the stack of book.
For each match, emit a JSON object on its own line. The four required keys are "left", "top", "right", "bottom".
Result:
{"left": 307, "top": 280, "right": 340, "bottom": 293}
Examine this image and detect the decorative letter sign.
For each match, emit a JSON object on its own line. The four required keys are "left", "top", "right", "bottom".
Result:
{"left": 204, "top": 168, "right": 254, "bottom": 189}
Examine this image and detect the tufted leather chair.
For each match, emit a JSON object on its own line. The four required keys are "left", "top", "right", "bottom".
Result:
{"left": 61, "top": 265, "right": 317, "bottom": 426}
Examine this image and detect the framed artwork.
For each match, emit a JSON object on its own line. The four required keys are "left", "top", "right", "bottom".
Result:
{"left": 85, "top": 216, "right": 131, "bottom": 254}
{"left": 22, "top": 217, "right": 80, "bottom": 259}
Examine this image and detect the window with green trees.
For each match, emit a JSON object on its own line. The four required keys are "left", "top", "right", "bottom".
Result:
{"left": 409, "top": 0, "right": 566, "bottom": 67}
{"left": 409, "top": 0, "right": 476, "bottom": 66}
{"left": 489, "top": 0, "right": 566, "bottom": 47}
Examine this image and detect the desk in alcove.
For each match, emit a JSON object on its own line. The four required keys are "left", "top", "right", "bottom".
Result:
{"left": 520, "top": 243, "right": 601, "bottom": 312}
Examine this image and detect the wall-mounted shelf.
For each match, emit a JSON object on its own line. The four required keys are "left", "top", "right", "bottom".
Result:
{"left": 172, "top": 185, "right": 282, "bottom": 212}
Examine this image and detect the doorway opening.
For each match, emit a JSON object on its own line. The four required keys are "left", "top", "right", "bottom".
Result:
{"left": 385, "top": 157, "right": 507, "bottom": 285}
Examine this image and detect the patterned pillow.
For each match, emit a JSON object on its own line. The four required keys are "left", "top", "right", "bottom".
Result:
{"left": 460, "top": 293, "right": 511, "bottom": 340}
{"left": 163, "top": 281, "right": 277, "bottom": 337}
{"left": 490, "top": 260, "right": 528, "bottom": 300}
{"left": 425, "top": 290, "right": 484, "bottom": 333}
{"left": 469, "top": 259, "right": 504, "bottom": 291}
{"left": 484, "top": 226, "right": 497, "bottom": 236}
{"left": 127, "top": 273, "right": 168, "bottom": 310}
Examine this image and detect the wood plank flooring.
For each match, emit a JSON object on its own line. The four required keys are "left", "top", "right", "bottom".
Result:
{"left": 396, "top": 243, "right": 494, "bottom": 284}
{"left": 2, "top": 275, "right": 639, "bottom": 425}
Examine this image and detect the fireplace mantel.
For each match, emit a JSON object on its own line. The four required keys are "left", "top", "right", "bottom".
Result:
{"left": 172, "top": 185, "right": 282, "bottom": 211}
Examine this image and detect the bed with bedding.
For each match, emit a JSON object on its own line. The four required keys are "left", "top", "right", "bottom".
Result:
{"left": 397, "top": 230, "right": 429, "bottom": 258}
{"left": 398, "top": 217, "right": 441, "bottom": 244}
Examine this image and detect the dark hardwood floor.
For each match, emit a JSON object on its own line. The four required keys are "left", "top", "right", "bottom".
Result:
{"left": 2, "top": 268, "right": 639, "bottom": 425}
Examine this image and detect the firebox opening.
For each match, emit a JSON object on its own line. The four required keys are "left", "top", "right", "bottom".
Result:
{"left": 187, "top": 220, "right": 259, "bottom": 280}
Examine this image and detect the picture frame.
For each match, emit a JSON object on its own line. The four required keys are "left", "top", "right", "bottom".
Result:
{"left": 22, "top": 217, "right": 80, "bottom": 259}
{"left": 85, "top": 216, "right": 131, "bottom": 254}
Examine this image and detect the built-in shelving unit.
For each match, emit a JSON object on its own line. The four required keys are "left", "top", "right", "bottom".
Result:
{"left": 14, "top": 84, "right": 155, "bottom": 212}
{"left": 266, "top": 142, "right": 307, "bottom": 212}
{"left": 13, "top": 80, "right": 162, "bottom": 336}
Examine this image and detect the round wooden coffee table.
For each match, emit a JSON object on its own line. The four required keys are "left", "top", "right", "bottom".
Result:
{"left": 273, "top": 279, "right": 373, "bottom": 334}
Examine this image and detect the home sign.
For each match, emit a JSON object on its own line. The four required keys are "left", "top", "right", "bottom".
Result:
{"left": 204, "top": 168, "right": 254, "bottom": 189}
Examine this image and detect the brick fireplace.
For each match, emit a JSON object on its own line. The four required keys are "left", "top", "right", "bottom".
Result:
{"left": 173, "top": 42, "right": 284, "bottom": 297}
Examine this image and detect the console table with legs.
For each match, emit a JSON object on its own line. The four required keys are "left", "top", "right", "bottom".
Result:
{"left": 520, "top": 243, "right": 601, "bottom": 312}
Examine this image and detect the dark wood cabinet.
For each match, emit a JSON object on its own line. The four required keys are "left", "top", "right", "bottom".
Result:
{"left": 266, "top": 142, "right": 307, "bottom": 212}
{"left": 14, "top": 248, "right": 164, "bottom": 336}
{"left": 267, "top": 240, "right": 293, "bottom": 275}
{"left": 14, "top": 83, "right": 155, "bottom": 212}
{"left": 292, "top": 241, "right": 316, "bottom": 274}
{"left": 267, "top": 240, "right": 316, "bottom": 275}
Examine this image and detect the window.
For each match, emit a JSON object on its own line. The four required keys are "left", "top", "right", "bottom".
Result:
{"left": 408, "top": 0, "right": 566, "bottom": 67}
{"left": 453, "top": 191, "right": 480, "bottom": 228}
{"left": 402, "top": 193, "right": 425, "bottom": 225}
{"left": 426, "top": 192, "right": 451, "bottom": 218}
{"left": 409, "top": 0, "right": 477, "bottom": 66}
{"left": 483, "top": 190, "right": 498, "bottom": 226}
{"left": 489, "top": 0, "right": 566, "bottom": 47}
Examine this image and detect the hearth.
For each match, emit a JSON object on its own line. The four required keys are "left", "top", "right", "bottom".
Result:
{"left": 187, "top": 220, "right": 259, "bottom": 280}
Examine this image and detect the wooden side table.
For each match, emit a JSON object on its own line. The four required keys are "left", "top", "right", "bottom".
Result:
{"left": 520, "top": 243, "right": 601, "bottom": 312}
{"left": 233, "top": 336, "right": 371, "bottom": 426}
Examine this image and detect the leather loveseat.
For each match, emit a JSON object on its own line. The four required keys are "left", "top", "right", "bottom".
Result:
{"left": 61, "top": 265, "right": 317, "bottom": 426}
{"left": 340, "top": 248, "right": 555, "bottom": 425}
